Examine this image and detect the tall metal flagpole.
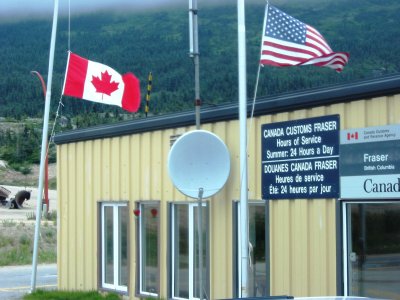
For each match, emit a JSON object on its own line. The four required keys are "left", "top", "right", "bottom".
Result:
{"left": 30, "top": 0, "right": 59, "bottom": 292}
{"left": 189, "top": 1, "right": 204, "bottom": 299}
{"left": 237, "top": 0, "right": 249, "bottom": 297}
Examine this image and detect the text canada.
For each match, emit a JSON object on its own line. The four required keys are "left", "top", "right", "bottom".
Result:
{"left": 364, "top": 178, "right": 400, "bottom": 193}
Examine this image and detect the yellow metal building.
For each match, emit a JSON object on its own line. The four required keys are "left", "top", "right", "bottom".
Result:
{"left": 54, "top": 75, "right": 400, "bottom": 300}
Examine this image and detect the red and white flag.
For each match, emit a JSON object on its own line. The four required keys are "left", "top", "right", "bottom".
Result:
{"left": 62, "top": 52, "right": 141, "bottom": 112}
{"left": 347, "top": 131, "right": 359, "bottom": 140}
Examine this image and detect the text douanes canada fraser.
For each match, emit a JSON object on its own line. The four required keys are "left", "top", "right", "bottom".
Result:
{"left": 264, "top": 159, "right": 337, "bottom": 174}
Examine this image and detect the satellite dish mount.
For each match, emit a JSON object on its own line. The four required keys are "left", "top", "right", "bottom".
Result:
{"left": 168, "top": 129, "right": 230, "bottom": 300}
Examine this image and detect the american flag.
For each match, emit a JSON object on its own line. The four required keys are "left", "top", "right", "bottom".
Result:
{"left": 260, "top": 5, "right": 349, "bottom": 72}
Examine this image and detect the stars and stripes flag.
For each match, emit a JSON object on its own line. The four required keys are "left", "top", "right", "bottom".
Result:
{"left": 260, "top": 4, "right": 349, "bottom": 72}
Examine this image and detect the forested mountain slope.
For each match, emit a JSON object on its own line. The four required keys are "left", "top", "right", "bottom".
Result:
{"left": 0, "top": 0, "right": 399, "bottom": 125}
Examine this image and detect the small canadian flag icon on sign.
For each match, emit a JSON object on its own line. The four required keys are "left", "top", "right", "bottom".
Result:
{"left": 347, "top": 132, "right": 359, "bottom": 140}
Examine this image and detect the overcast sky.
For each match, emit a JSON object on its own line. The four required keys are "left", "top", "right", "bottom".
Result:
{"left": 0, "top": 0, "right": 259, "bottom": 19}
{"left": 0, "top": 0, "right": 188, "bottom": 17}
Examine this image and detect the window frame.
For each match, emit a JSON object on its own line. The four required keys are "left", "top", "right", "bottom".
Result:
{"left": 341, "top": 199, "right": 400, "bottom": 296}
{"left": 99, "top": 201, "right": 129, "bottom": 294}
{"left": 169, "top": 201, "right": 210, "bottom": 300}
{"left": 135, "top": 200, "right": 161, "bottom": 298}
{"left": 233, "top": 200, "right": 269, "bottom": 298}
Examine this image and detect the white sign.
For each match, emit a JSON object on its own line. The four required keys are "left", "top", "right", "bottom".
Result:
{"left": 340, "top": 124, "right": 400, "bottom": 199}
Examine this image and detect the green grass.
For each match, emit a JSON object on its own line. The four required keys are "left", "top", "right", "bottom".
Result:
{"left": 26, "top": 210, "right": 57, "bottom": 225}
{"left": 1, "top": 219, "right": 16, "bottom": 227}
{"left": 0, "top": 243, "right": 32, "bottom": 265}
{"left": 23, "top": 290, "right": 122, "bottom": 300}
{"left": 0, "top": 222, "right": 57, "bottom": 266}
{"left": 0, "top": 235, "right": 13, "bottom": 247}
{"left": 49, "top": 177, "right": 57, "bottom": 189}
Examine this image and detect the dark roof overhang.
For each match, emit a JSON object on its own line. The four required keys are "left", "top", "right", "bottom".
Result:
{"left": 54, "top": 74, "right": 400, "bottom": 145}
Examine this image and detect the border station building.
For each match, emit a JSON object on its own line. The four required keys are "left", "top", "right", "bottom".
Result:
{"left": 54, "top": 74, "right": 400, "bottom": 300}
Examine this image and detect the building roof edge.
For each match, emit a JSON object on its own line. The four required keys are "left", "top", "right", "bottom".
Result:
{"left": 54, "top": 74, "right": 400, "bottom": 145}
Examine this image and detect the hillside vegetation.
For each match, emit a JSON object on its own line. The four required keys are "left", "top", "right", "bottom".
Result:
{"left": 1, "top": 0, "right": 400, "bottom": 119}
{"left": 0, "top": 119, "right": 56, "bottom": 174}
{"left": 1, "top": 0, "right": 400, "bottom": 170}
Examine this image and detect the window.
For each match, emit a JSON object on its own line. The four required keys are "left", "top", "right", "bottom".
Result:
{"left": 234, "top": 201, "right": 268, "bottom": 297}
{"left": 100, "top": 202, "right": 129, "bottom": 293}
{"left": 136, "top": 202, "right": 160, "bottom": 297}
{"left": 342, "top": 201, "right": 400, "bottom": 300}
{"left": 170, "top": 202, "right": 209, "bottom": 300}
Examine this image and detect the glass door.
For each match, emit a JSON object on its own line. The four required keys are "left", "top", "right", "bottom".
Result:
{"left": 234, "top": 201, "right": 268, "bottom": 297}
{"left": 344, "top": 201, "right": 400, "bottom": 299}
{"left": 171, "top": 202, "right": 209, "bottom": 300}
{"left": 248, "top": 204, "right": 267, "bottom": 296}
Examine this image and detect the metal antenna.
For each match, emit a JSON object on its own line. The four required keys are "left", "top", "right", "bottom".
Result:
{"left": 189, "top": 0, "right": 201, "bottom": 129}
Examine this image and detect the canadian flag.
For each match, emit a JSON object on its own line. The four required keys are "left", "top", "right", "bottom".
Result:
{"left": 347, "top": 132, "right": 359, "bottom": 140}
{"left": 62, "top": 52, "right": 141, "bottom": 112}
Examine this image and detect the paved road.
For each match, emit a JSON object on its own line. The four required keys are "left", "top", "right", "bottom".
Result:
{"left": 0, "top": 264, "right": 57, "bottom": 299}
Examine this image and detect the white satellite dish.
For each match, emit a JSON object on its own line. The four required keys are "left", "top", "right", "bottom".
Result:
{"left": 168, "top": 130, "right": 230, "bottom": 199}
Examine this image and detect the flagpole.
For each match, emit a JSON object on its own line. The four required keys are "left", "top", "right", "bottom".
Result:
{"left": 248, "top": 2, "right": 269, "bottom": 133}
{"left": 189, "top": 2, "right": 204, "bottom": 298}
{"left": 30, "top": 0, "right": 59, "bottom": 292}
{"left": 237, "top": 0, "right": 249, "bottom": 297}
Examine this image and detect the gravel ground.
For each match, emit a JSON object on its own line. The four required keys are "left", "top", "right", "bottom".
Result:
{"left": 0, "top": 160, "right": 57, "bottom": 221}
{"left": 0, "top": 185, "right": 57, "bottom": 221}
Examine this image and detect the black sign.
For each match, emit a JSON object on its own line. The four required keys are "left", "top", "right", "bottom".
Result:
{"left": 340, "top": 141, "right": 400, "bottom": 176}
{"left": 262, "top": 115, "right": 340, "bottom": 199}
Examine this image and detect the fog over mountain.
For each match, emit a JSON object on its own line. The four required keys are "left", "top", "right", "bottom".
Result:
{"left": 0, "top": 0, "right": 186, "bottom": 18}
{"left": 0, "top": 0, "right": 241, "bottom": 17}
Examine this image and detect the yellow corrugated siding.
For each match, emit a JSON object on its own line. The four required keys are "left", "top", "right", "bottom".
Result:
{"left": 83, "top": 140, "right": 96, "bottom": 289}
{"left": 67, "top": 142, "right": 77, "bottom": 288}
{"left": 92, "top": 139, "right": 102, "bottom": 288}
{"left": 75, "top": 142, "right": 84, "bottom": 290}
{"left": 269, "top": 193, "right": 337, "bottom": 294}
{"left": 57, "top": 94, "right": 400, "bottom": 298}
{"left": 209, "top": 121, "right": 233, "bottom": 299}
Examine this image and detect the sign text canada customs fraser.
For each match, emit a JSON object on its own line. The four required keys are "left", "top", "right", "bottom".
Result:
{"left": 262, "top": 115, "right": 340, "bottom": 199}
